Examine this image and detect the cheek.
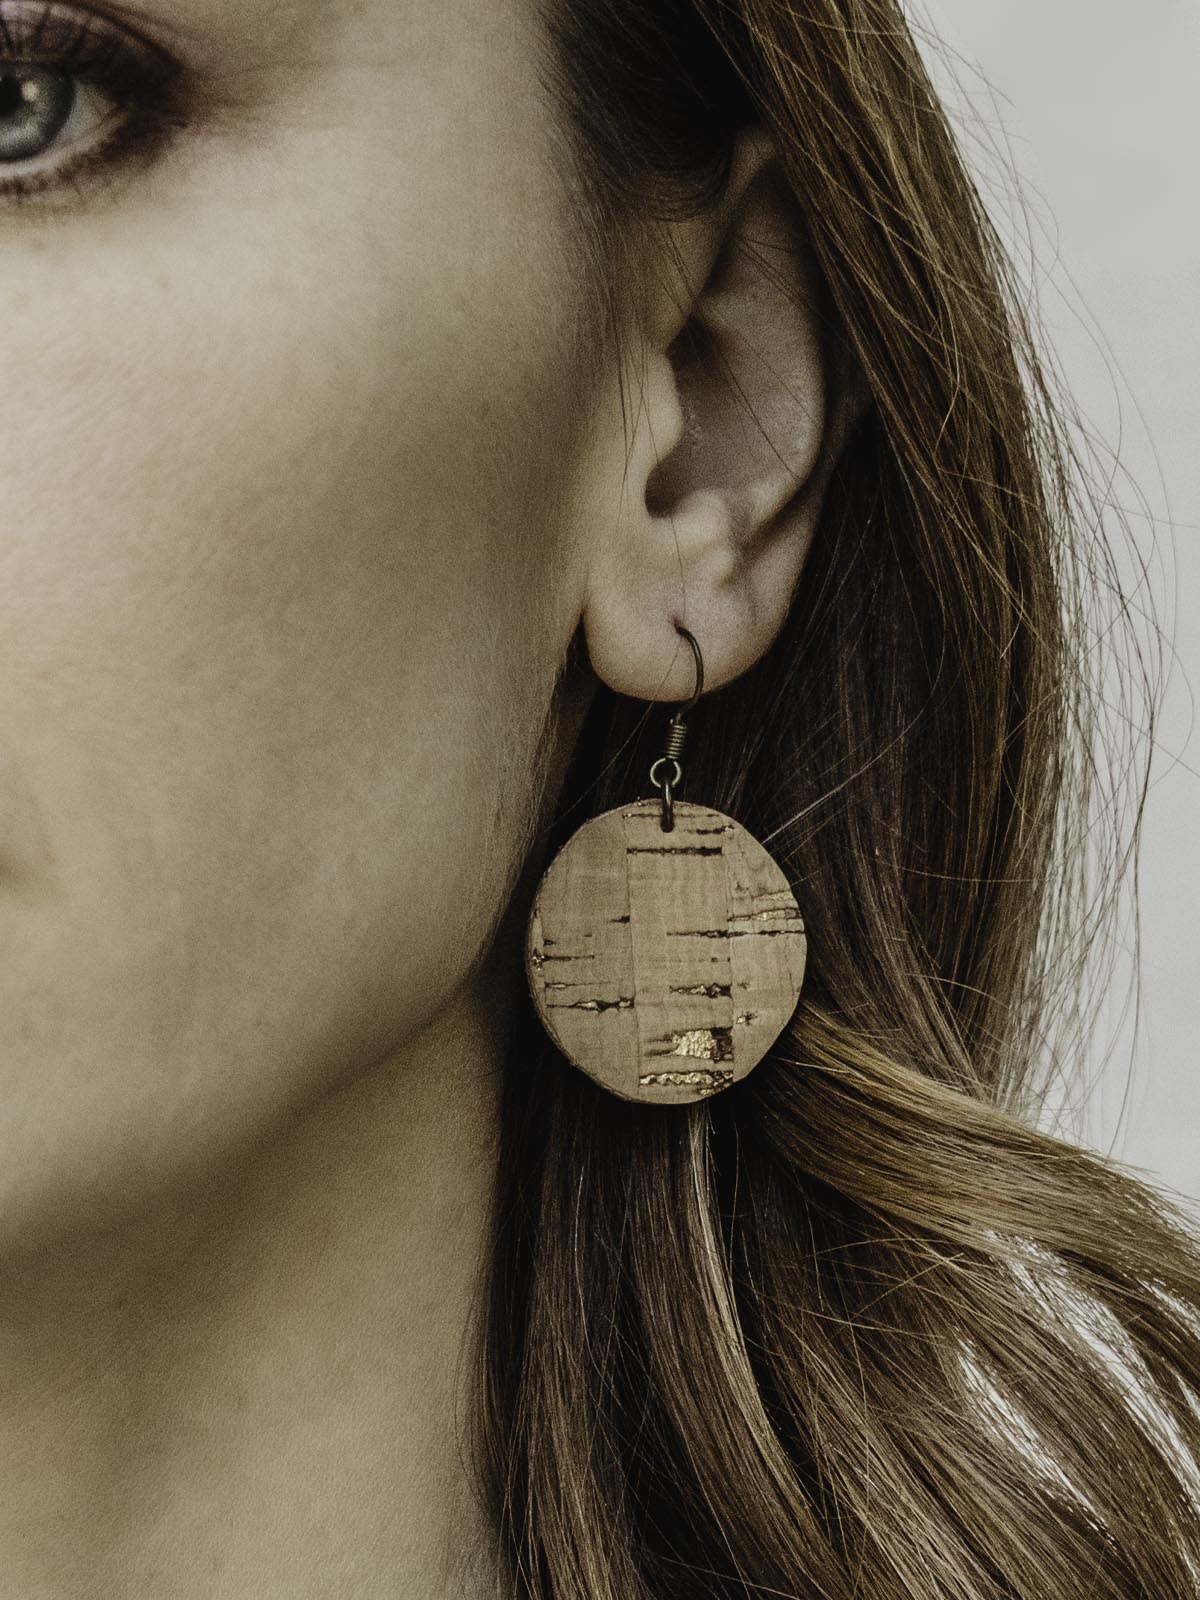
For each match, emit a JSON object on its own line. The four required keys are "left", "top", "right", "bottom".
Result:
{"left": 0, "top": 90, "right": 589, "bottom": 1249}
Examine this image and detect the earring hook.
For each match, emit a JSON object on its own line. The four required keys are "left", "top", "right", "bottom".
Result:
{"left": 675, "top": 623, "right": 704, "bottom": 715}
{"left": 648, "top": 623, "right": 705, "bottom": 832}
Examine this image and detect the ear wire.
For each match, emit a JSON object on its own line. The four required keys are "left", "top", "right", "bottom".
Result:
{"left": 648, "top": 623, "right": 704, "bottom": 831}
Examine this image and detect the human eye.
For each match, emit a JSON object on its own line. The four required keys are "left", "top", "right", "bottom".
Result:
{"left": 0, "top": 0, "right": 186, "bottom": 211}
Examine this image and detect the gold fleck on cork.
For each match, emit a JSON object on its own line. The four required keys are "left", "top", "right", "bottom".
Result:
{"left": 665, "top": 1027, "right": 732, "bottom": 1062}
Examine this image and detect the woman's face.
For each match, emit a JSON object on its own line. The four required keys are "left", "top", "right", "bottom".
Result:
{"left": 0, "top": 0, "right": 604, "bottom": 1253}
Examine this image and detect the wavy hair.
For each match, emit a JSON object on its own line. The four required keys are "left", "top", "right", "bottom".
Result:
{"left": 473, "top": 3, "right": 1200, "bottom": 1595}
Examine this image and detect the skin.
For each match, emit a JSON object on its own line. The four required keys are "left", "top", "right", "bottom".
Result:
{"left": 0, "top": 0, "right": 857, "bottom": 1590}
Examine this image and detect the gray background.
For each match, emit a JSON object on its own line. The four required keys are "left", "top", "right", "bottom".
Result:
{"left": 912, "top": 1, "right": 1198, "bottom": 1220}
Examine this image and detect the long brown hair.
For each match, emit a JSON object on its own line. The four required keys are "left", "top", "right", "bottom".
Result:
{"left": 474, "top": 3, "right": 1200, "bottom": 1595}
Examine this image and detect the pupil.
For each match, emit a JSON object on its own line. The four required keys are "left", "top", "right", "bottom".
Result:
{"left": 0, "top": 66, "right": 74, "bottom": 164}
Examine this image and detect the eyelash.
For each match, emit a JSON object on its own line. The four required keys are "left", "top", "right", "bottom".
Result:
{"left": 0, "top": 1, "right": 186, "bottom": 209}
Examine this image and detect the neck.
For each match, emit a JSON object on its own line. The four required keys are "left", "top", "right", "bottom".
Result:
{"left": 0, "top": 939, "right": 517, "bottom": 1599}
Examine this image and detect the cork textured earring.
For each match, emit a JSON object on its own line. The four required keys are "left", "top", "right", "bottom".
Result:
{"left": 524, "top": 625, "right": 807, "bottom": 1105}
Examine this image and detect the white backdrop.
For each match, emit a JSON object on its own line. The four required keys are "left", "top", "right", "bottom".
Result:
{"left": 910, "top": 1, "right": 1199, "bottom": 1219}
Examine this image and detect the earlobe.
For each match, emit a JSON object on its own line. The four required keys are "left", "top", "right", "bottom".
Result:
{"left": 579, "top": 122, "right": 863, "bottom": 707}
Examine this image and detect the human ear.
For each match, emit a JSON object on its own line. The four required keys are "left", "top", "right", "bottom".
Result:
{"left": 579, "top": 122, "right": 867, "bottom": 703}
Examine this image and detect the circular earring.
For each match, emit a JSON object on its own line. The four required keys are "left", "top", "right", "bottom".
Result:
{"left": 524, "top": 624, "right": 807, "bottom": 1105}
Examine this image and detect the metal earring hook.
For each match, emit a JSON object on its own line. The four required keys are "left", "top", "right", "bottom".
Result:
{"left": 675, "top": 624, "right": 704, "bottom": 715}
{"left": 648, "top": 623, "right": 704, "bottom": 832}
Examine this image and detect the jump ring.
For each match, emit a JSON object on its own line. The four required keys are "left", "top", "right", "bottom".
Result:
{"left": 649, "top": 756, "right": 682, "bottom": 791}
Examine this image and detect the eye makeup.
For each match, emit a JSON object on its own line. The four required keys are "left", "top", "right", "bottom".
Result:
{"left": 0, "top": 0, "right": 188, "bottom": 209}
